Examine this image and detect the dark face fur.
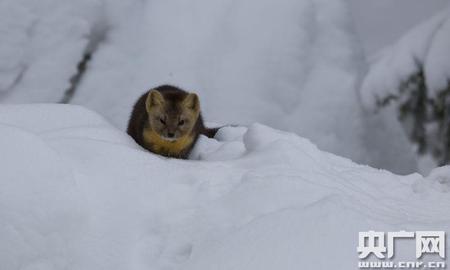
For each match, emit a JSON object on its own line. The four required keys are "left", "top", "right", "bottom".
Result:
{"left": 145, "top": 90, "right": 200, "bottom": 140}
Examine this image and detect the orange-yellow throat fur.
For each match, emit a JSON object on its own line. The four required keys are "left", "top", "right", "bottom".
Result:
{"left": 143, "top": 127, "right": 194, "bottom": 156}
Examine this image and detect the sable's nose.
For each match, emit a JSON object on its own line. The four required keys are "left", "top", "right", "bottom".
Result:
{"left": 167, "top": 132, "right": 175, "bottom": 138}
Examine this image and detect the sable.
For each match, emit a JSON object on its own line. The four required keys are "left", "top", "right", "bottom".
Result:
{"left": 127, "top": 85, "right": 219, "bottom": 159}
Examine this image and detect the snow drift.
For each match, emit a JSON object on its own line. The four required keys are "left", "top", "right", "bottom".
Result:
{"left": 0, "top": 104, "right": 449, "bottom": 270}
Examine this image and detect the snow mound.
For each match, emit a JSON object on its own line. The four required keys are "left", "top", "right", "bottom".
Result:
{"left": 0, "top": 104, "right": 448, "bottom": 270}
{"left": 0, "top": 123, "right": 86, "bottom": 269}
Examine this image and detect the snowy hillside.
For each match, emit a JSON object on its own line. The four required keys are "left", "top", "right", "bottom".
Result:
{"left": 1, "top": 104, "right": 449, "bottom": 270}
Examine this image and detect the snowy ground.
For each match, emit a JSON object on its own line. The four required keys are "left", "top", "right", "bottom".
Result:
{"left": 1, "top": 104, "right": 449, "bottom": 270}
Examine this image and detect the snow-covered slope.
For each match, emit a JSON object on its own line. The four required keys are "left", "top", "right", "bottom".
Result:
{"left": 0, "top": 104, "right": 448, "bottom": 270}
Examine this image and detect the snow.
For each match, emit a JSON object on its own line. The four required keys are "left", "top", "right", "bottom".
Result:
{"left": 361, "top": 6, "right": 450, "bottom": 108}
{"left": 1, "top": 104, "right": 449, "bottom": 270}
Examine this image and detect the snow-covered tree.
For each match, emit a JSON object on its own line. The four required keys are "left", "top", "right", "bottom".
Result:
{"left": 361, "top": 7, "right": 450, "bottom": 166}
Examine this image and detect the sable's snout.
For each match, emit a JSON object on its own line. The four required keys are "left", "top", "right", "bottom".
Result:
{"left": 164, "top": 123, "right": 178, "bottom": 139}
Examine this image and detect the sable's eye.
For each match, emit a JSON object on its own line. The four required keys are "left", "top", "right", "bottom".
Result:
{"left": 178, "top": 119, "right": 185, "bottom": 126}
{"left": 159, "top": 118, "right": 166, "bottom": 125}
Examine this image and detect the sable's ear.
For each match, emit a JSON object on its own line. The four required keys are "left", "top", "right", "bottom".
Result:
{"left": 146, "top": 90, "right": 164, "bottom": 112}
{"left": 183, "top": 93, "right": 200, "bottom": 112}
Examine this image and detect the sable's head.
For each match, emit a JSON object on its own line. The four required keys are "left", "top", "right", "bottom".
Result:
{"left": 145, "top": 89, "right": 200, "bottom": 140}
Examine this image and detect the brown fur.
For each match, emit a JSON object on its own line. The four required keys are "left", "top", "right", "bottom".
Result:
{"left": 127, "top": 85, "right": 219, "bottom": 159}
